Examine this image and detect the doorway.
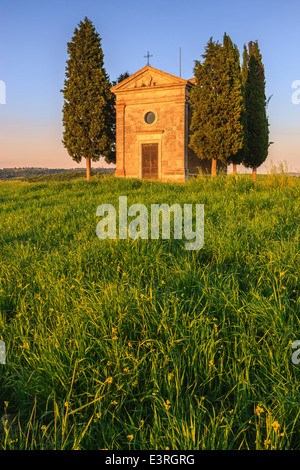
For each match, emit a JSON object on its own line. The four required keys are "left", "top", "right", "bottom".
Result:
{"left": 142, "top": 143, "right": 158, "bottom": 179}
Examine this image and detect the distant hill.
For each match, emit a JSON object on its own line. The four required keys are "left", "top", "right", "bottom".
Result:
{"left": 0, "top": 167, "right": 297, "bottom": 181}
{"left": 0, "top": 167, "right": 115, "bottom": 181}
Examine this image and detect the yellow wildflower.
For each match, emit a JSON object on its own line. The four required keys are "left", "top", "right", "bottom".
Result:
{"left": 271, "top": 421, "right": 280, "bottom": 432}
{"left": 255, "top": 405, "right": 264, "bottom": 417}
{"left": 105, "top": 377, "right": 113, "bottom": 384}
{"left": 127, "top": 434, "right": 134, "bottom": 441}
{"left": 164, "top": 400, "right": 171, "bottom": 411}
{"left": 264, "top": 439, "right": 271, "bottom": 449}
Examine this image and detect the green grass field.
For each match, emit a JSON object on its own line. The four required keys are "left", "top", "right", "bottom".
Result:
{"left": 0, "top": 171, "right": 299, "bottom": 450}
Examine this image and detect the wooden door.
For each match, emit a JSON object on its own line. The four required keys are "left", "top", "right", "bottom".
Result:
{"left": 142, "top": 143, "right": 158, "bottom": 179}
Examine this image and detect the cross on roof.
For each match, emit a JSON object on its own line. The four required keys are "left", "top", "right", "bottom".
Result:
{"left": 144, "top": 51, "right": 153, "bottom": 66}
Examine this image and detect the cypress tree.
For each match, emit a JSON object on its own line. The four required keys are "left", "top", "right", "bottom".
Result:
{"left": 242, "top": 41, "right": 269, "bottom": 181}
{"left": 61, "top": 17, "right": 115, "bottom": 180}
{"left": 224, "top": 35, "right": 247, "bottom": 174}
{"left": 189, "top": 34, "right": 245, "bottom": 176}
{"left": 241, "top": 45, "right": 248, "bottom": 87}
{"left": 111, "top": 72, "right": 131, "bottom": 87}
{"left": 109, "top": 73, "right": 131, "bottom": 162}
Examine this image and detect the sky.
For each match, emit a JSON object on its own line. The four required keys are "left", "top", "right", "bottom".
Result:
{"left": 0, "top": 0, "right": 299, "bottom": 173}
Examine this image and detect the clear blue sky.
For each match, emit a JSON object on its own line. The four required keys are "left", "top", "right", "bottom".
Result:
{"left": 0, "top": 0, "right": 299, "bottom": 172}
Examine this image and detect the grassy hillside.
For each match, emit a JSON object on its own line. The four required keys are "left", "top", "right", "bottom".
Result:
{"left": 0, "top": 172, "right": 299, "bottom": 450}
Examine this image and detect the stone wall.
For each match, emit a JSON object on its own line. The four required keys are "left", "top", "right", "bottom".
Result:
{"left": 115, "top": 84, "right": 187, "bottom": 182}
{"left": 112, "top": 66, "right": 227, "bottom": 182}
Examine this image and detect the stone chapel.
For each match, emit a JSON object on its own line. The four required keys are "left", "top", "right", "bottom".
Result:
{"left": 111, "top": 65, "right": 226, "bottom": 182}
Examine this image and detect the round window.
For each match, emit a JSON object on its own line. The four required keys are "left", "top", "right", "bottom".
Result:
{"left": 144, "top": 111, "right": 156, "bottom": 124}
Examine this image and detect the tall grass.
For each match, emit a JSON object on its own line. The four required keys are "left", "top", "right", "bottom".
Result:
{"left": 0, "top": 172, "right": 299, "bottom": 449}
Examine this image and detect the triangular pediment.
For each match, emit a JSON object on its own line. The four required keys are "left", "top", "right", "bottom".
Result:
{"left": 111, "top": 66, "right": 190, "bottom": 93}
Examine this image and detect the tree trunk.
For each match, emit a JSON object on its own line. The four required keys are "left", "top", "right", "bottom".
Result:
{"left": 211, "top": 158, "right": 217, "bottom": 177}
{"left": 252, "top": 167, "right": 257, "bottom": 182}
{"left": 86, "top": 157, "right": 91, "bottom": 181}
{"left": 233, "top": 164, "right": 237, "bottom": 174}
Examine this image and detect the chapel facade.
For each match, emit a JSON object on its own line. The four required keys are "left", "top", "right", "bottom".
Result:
{"left": 111, "top": 65, "right": 226, "bottom": 182}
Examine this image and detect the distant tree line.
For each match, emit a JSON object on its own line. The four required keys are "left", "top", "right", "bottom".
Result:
{"left": 0, "top": 167, "right": 114, "bottom": 181}
{"left": 0, "top": 168, "right": 72, "bottom": 180}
